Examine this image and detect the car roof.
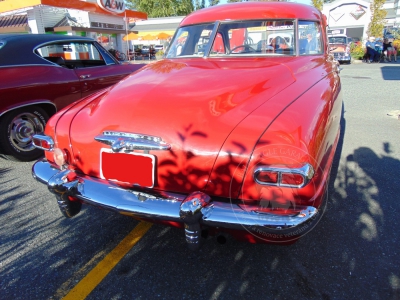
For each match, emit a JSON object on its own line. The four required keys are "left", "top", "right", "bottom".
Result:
{"left": 0, "top": 33, "right": 94, "bottom": 66}
{"left": 181, "top": 2, "right": 323, "bottom": 26}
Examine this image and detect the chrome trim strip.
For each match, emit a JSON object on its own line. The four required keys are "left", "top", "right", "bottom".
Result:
{"left": 95, "top": 131, "right": 171, "bottom": 152}
{"left": 0, "top": 63, "right": 62, "bottom": 69}
{"left": 203, "top": 21, "right": 220, "bottom": 58}
{"left": 253, "top": 163, "right": 314, "bottom": 188}
{"left": 32, "top": 134, "right": 55, "bottom": 151}
{"left": 0, "top": 101, "right": 56, "bottom": 118}
{"left": 32, "top": 159, "right": 319, "bottom": 232}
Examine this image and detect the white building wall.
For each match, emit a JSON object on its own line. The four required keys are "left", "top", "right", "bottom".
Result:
{"left": 323, "top": 0, "right": 400, "bottom": 40}
{"left": 40, "top": 6, "right": 66, "bottom": 28}
{"left": 27, "top": 6, "right": 46, "bottom": 34}
{"left": 89, "top": 13, "right": 125, "bottom": 26}
{"left": 322, "top": 0, "right": 371, "bottom": 40}
{"left": 68, "top": 9, "right": 90, "bottom": 27}
{"left": 88, "top": 13, "right": 128, "bottom": 54}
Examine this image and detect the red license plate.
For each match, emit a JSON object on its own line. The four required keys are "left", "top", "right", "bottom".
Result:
{"left": 100, "top": 149, "right": 155, "bottom": 188}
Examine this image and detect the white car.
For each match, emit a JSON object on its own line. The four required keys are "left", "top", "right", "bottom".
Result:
{"left": 154, "top": 45, "right": 164, "bottom": 52}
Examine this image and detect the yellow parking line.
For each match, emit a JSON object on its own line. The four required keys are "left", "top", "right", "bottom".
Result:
{"left": 63, "top": 221, "right": 152, "bottom": 300}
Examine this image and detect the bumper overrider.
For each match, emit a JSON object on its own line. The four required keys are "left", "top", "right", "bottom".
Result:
{"left": 32, "top": 159, "right": 319, "bottom": 250}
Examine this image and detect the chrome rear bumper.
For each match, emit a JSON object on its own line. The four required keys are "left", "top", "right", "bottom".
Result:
{"left": 32, "top": 159, "right": 319, "bottom": 249}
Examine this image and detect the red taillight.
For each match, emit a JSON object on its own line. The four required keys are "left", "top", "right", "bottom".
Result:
{"left": 32, "top": 137, "right": 49, "bottom": 149}
{"left": 40, "top": 140, "right": 50, "bottom": 150}
{"left": 255, "top": 171, "right": 279, "bottom": 184}
{"left": 281, "top": 173, "right": 304, "bottom": 186}
{"left": 254, "top": 164, "right": 314, "bottom": 188}
{"left": 32, "top": 134, "right": 54, "bottom": 151}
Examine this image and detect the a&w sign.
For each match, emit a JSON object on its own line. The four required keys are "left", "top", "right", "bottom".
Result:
{"left": 97, "top": 0, "right": 125, "bottom": 14}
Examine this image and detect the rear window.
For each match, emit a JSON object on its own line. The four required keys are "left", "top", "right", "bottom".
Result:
{"left": 35, "top": 41, "right": 115, "bottom": 68}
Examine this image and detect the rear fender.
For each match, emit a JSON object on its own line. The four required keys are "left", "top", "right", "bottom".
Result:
{"left": 240, "top": 71, "right": 342, "bottom": 210}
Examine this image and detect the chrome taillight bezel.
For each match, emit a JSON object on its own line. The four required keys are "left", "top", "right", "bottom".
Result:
{"left": 253, "top": 163, "right": 315, "bottom": 188}
{"left": 32, "top": 134, "right": 54, "bottom": 151}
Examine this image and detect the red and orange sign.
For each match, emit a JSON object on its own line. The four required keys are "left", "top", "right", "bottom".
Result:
{"left": 0, "top": 0, "right": 147, "bottom": 20}
{"left": 97, "top": 0, "right": 125, "bottom": 15}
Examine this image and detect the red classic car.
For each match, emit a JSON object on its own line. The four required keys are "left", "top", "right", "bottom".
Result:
{"left": 0, "top": 34, "right": 144, "bottom": 161}
{"left": 32, "top": 2, "right": 342, "bottom": 249}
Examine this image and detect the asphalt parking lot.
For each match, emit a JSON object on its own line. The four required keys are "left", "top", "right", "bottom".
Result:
{"left": 1, "top": 61, "right": 400, "bottom": 300}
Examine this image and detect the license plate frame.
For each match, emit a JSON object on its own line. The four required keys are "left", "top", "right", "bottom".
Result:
{"left": 100, "top": 148, "right": 155, "bottom": 188}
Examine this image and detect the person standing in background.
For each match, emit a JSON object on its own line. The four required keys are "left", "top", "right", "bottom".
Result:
{"left": 383, "top": 38, "right": 397, "bottom": 62}
{"left": 365, "top": 36, "right": 377, "bottom": 63}
{"left": 163, "top": 37, "right": 171, "bottom": 51}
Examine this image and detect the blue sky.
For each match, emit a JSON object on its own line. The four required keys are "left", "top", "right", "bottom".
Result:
{"left": 218, "top": 0, "right": 312, "bottom": 5}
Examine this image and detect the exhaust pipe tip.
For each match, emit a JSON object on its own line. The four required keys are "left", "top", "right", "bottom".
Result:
{"left": 217, "top": 234, "right": 227, "bottom": 245}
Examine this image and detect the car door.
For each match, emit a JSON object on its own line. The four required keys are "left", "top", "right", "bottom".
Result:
{"left": 70, "top": 42, "right": 138, "bottom": 98}
{"left": 0, "top": 64, "right": 82, "bottom": 113}
{"left": 3, "top": 40, "right": 85, "bottom": 112}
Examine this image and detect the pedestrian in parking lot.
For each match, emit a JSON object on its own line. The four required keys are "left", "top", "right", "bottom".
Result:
{"left": 383, "top": 38, "right": 397, "bottom": 62}
{"left": 365, "top": 36, "right": 378, "bottom": 63}
{"left": 163, "top": 37, "right": 171, "bottom": 52}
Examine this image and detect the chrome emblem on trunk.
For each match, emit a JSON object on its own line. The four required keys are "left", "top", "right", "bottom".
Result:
{"left": 95, "top": 131, "right": 171, "bottom": 152}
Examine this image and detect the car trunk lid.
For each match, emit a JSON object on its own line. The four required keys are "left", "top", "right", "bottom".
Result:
{"left": 68, "top": 58, "right": 296, "bottom": 194}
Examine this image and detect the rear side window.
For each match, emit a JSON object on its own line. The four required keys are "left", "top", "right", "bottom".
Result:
{"left": 0, "top": 40, "right": 6, "bottom": 50}
{"left": 36, "top": 41, "right": 111, "bottom": 68}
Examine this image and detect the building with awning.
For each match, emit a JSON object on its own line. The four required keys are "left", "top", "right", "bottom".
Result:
{"left": 0, "top": 0, "right": 147, "bottom": 55}
{"left": 126, "top": 16, "right": 183, "bottom": 47}
{"left": 322, "top": 0, "right": 400, "bottom": 40}
{"left": 0, "top": 14, "right": 29, "bottom": 33}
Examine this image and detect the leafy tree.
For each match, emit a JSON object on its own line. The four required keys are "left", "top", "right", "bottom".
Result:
{"left": 311, "top": 0, "right": 323, "bottom": 11}
{"left": 227, "top": 0, "right": 282, "bottom": 2}
{"left": 194, "top": 0, "right": 206, "bottom": 10}
{"left": 209, "top": 0, "right": 220, "bottom": 6}
{"left": 126, "top": 0, "right": 194, "bottom": 17}
{"left": 367, "top": 0, "right": 387, "bottom": 38}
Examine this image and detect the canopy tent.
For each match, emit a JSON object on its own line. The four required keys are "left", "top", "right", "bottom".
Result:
{"left": 140, "top": 34, "right": 157, "bottom": 41}
{"left": 156, "top": 32, "right": 172, "bottom": 40}
{"left": 123, "top": 31, "right": 174, "bottom": 42}
{"left": 123, "top": 32, "right": 139, "bottom": 41}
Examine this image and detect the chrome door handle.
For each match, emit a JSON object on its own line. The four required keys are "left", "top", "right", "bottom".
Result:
{"left": 80, "top": 74, "right": 91, "bottom": 79}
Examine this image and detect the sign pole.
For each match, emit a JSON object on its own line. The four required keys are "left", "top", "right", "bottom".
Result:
{"left": 125, "top": 11, "right": 130, "bottom": 61}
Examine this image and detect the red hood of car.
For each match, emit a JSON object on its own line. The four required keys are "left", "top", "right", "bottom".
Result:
{"left": 67, "top": 58, "right": 296, "bottom": 193}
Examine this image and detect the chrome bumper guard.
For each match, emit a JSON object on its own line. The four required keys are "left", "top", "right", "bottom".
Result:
{"left": 32, "top": 159, "right": 318, "bottom": 250}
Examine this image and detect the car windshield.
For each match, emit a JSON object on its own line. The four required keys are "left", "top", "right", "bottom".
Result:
{"left": 329, "top": 37, "right": 347, "bottom": 44}
{"left": 166, "top": 19, "right": 323, "bottom": 58}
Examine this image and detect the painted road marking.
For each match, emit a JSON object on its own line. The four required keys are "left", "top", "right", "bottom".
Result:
{"left": 62, "top": 221, "right": 152, "bottom": 300}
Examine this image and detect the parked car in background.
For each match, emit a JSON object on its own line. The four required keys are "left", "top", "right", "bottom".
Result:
{"left": 0, "top": 34, "right": 144, "bottom": 161}
{"left": 328, "top": 35, "right": 352, "bottom": 63}
{"left": 154, "top": 44, "right": 164, "bottom": 52}
{"left": 140, "top": 45, "right": 150, "bottom": 55}
{"left": 32, "top": 2, "right": 342, "bottom": 250}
